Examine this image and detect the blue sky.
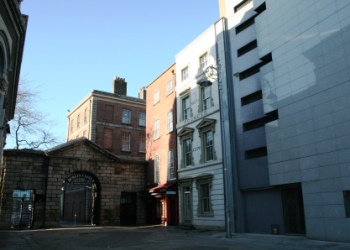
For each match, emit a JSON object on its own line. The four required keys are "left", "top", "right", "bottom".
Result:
{"left": 15, "top": 0, "right": 219, "bottom": 145}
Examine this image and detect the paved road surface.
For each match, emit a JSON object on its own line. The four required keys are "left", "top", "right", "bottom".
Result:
{"left": 1, "top": 225, "right": 350, "bottom": 249}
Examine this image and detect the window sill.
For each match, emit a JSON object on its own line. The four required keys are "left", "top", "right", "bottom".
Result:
{"left": 197, "top": 213, "right": 214, "bottom": 217}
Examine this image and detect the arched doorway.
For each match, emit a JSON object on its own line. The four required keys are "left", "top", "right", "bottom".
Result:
{"left": 60, "top": 172, "right": 100, "bottom": 226}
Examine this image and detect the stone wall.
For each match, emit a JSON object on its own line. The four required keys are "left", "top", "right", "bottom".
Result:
{"left": 0, "top": 150, "right": 47, "bottom": 229}
{"left": 0, "top": 139, "right": 147, "bottom": 230}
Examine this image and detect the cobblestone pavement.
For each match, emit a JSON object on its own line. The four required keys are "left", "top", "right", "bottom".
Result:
{"left": 1, "top": 225, "right": 350, "bottom": 250}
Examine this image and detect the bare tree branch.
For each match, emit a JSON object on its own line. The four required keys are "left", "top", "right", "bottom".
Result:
{"left": 6, "top": 78, "right": 61, "bottom": 149}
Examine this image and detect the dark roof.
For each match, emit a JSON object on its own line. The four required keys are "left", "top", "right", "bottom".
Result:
{"left": 45, "top": 137, "right": 147, "bottom": 164}
{"left": 92, "top": 90, "right": 146, "bottom": 104}
{"left": 45, "top": 137, "right": 118, "bottom": 160}
{"left": 4, "top": 148, "right": 45, "bottom": 157}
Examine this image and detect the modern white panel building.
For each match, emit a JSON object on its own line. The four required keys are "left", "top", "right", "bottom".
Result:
{"left": 219, "top": 0, "right": 350, "bottom": 242}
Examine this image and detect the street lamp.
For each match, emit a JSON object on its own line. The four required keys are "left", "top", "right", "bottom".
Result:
{"left": 197, "top": 65, "right": 219, "bottom": 87}
{"left": 197, "top": 64, "right": 233, "bottom": 238}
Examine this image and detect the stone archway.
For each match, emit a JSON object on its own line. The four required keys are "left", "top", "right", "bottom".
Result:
{"left": 61, "top": 171, "right": 100, "bottom": 226}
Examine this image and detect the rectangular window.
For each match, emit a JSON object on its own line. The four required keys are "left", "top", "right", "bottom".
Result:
{"left": 204, "top": 131, "right": 214, "bottom": 161}
{"left": 234, "top": 0, "right": 252, "bottom": 13}
{"left": 153, "top": 119, "right": 160, "bottom": 139}
{"left": 343, "top": 191, "right": 350, "bottom": 217}
{"left": 237, "top": 40, "right": 257, "bottom": 57}
{"left": 236, "top": 16, "right": 255, "bottom": 34}
{"left": 167, "top": 111, "right": 173, "bottom": 133}
{"left": 154, "top": 155, "right": 160, "bottom": 183}
{"left": 168, "top": 150, "right": 175, "bottom": 180}
{"left": 196, "top": 176, "right": 213, "bottom": 217}
{"left": 105, "top": 105, "right": 114, "bottom": 121}
{"left": 182, "top": 96, "right": 191, "bottom": 120}
{"left": 84, "top": 108, "right": 88, "bottom": 124}
{"left": 245, "top": 146, "right": 267, "bottom": 159}
{"left": 181, "top": 66, "right": 189, "bottom": 81}
{"left": 70, "top": 119, "right": 74, "bottom": 132}
{"left": 183, "top": 138, "right": 192, "bottom": 167}
{"left": 139, "top": 112, "right": 146, "bottom": 126}
{"left": 139, "top": 134, "right": 145, "bottom": 152}
{"left": 243, "top": 110, "right": 279, "bottom": 131}
{"left": 103, "top": 128, "right": 113, "bottom": 149}
{"left": 239, "top": 53, "right": 272, "bottom": 80}
{"left": 122, "top": 132, "right": 131, "bottom": 151}
{"left": 201, "top": 86, "right": 211, "bottom": 111}
{"left": 154, "top": 90, "right": 160, "bottom": 104}
{"left": 199, "top": 183, "right": 210, "bottom": 213}
{"left": 166, "top": 80, "right": 173, "bottom": 95}
{"left": 241, "top": 90, "right": 262, "bottom": 106}
{"left": 199, "top": 53, "right": 208, "bottom": 70}
{"left": 122, "top": 109, "right": 131, "bottom": 124}
{"left": 77, "top": 115, "right": 80, "bottom": 128}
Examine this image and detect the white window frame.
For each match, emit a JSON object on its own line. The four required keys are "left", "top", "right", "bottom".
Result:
{"left": 139, "top": 112, "right": 146, "bottom": 126}
{"left": 154, "top": 90, "right": 160, "bottom": 104}
{"left": 71, "top": 119, "right": 74, "bottom": 132}
{"left": 122, "top": 132, "right": 131, "bottom": 151}
{"left": 203, "top": 130, "right": 214, "bottom": 161}
{"left": 178, "top": 127, "right": 194, "bottom": 168}
{"left": 199, "top": 52, "right": 208, "bottom": 70}
{"left": 166, "top": 80, "right": 173, "bottom": 95}
{"left": 181, "top": 66, "right": 189, "bottom": 81}
{"left": 153, "top": 119, "right": 160, "bottom": 140}
{"left": 77, "top": 114, "right": 80, "bottom": 128}
{"left": 196, "top": 175, "right": 213, "bottom": 217}
{"left": 196, "top": 118, "right": 216, "bottom": 163}
{"left": 201, "top": 86, "right": 211, "bottom": 111}
{"left": 122, "top": 109, "right": 131, "bottom": 124}
{"left": 84, "top": 108, "right": 88, "bottom": 124}
{"left": 154, "top": 155, "right": 160, "bottom": 183}
{"left": 167, "top": 111, "right": 173, "bottom": 133}
{"left": 182, "top": 95, "right": 191, "bottom": 121}
{"left": 139, "top": 134, "right": 145, "bottom": 152}
{"left": 168, "top": 150, "right": 175, "bottom": 180}
{"left": 183, "top": 138, "right": 192, "bottom": 167}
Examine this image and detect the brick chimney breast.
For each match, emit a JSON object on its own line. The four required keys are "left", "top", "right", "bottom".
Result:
{"left": 112, "top": 76, "right": 127, "bottom": 95}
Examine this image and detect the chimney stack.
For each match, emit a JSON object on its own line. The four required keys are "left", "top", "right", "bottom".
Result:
{"left": 112, "top": 76, "right": 127, "bottom": 95}
{"left": 138, "top": 87, "right": 146, "bottom": 100}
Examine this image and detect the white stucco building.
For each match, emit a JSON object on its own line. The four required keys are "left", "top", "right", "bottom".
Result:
{"left": 175, "top": 19, "right": 230, "bottom": 230}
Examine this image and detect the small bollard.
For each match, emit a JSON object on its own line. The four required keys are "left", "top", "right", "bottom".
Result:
{"left": 74, "top": 213, "right": 77, "bottom": 227}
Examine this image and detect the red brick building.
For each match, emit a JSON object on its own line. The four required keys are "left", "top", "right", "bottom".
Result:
{"left": 145, "top": 63, "right": 178, "bottom": 225}
{"left": 67, "top": 77, "right": 146, "bottom": 161}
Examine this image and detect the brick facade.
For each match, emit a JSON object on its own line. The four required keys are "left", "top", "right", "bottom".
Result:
{"left": 67, "top": 82, "right": 146, "bottom": 161}
{"left": 94, "top": 98, "right": 146, "bottom": 159}
{"left": 145, "top": 63, "right": 178, "bottom": 225}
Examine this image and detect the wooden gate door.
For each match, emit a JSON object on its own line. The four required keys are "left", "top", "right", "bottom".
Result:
{"left": 120, "top": 192, "right": 136, "bottom": 226}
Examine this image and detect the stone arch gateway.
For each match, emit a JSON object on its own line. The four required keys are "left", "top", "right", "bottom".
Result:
{"left": 62, "top": 171, "right": 100, "bottom": 225}
{"left": 0, "top": 138, "right": 147, "bottom": 229}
